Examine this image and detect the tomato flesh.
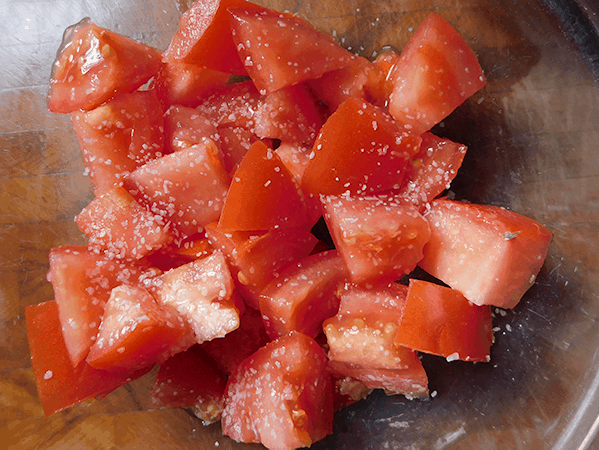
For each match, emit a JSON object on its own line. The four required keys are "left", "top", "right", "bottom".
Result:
{"left": 71, "top": 90, "right": 165, "bottom": 196}
{"left": 323, "top": 194, "right": 431, "bottom": 284}
{"left": 419, "top": 198, "right": 552, "bottom": 308}
{"left": 48, "top": 18, "right": 161, "bottom": 113}
{"left": 229, "top": 7, "right": 355, "bottom": 94}
{"left": 260, "top": 250, "right": 347, "bottom": 340}
{"left": 222, "top": 331, "right": 334, "bottom": 449}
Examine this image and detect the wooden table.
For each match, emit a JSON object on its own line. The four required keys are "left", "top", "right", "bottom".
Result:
{"left": 1, "top": 0, "right": 599, "bottom": 448}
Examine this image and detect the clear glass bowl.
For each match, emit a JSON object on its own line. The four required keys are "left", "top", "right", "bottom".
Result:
{"left": 1, "top": 0, "right": 598, "bottom": 448}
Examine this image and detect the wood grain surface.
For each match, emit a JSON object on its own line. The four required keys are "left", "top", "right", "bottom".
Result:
{"left": 1, "top": 0, "right": 598, "bottom": 449}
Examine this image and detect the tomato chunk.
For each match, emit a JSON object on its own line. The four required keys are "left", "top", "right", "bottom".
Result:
{"left": 149, "top": 345, "right": 227, "bottom": 424}
{"left": 302, "top": 98, "right": 422, "bottom": 196}
{"left": 395, "top": 132, "right": 468, "bottom": 209}
{"left": 205, "top": 223, "right": 317, "bottom": 309}
{"left": 254, "top": 83, "right": 324, "bottom": 145}
{"left": 71, "top": 90, "right": 165, "bottom": 196}
{"left": 218, "top": 141, "right": 311, "bottom": 231}
{"left": 26, "top": 300, "right": 150, "bottom": 415}
{"left": 124, "top": 141, "right": 230, "bottom": 238}
{"left": 76, "top": 186, "right": 174, "bottom": 261}
{"left": 164, "top": 0, "right": 265, "bottom": 74}
{"left": 48, "top": 18, "right": 161, "bottom": 113}
{"left": 419, "top": 198, "right": 552, "bottom": 308}
{"left": 217, "top": 125, "right": 260, "bottom": 174}
{"left": 154, "top": 251, "right": 241, "bottom": 343}
{"left": 229, "top": 7, "right": 355, "bottom": 93}
{"left": 388, "top": 14, "right": 486, "bottom": 135}
{"left": 152, "top": 60, "right": 230, "bottom": 110}
{"left": 222, "top": 331, "right": 334, "bottom": 449}
{"left": 146, "top": 234, "right": 215, "bottom": 271}
{"left": 394, "top": 279, "right": 493, "bottom": 362}
{"left": 323, "top": 194, "right": 431, "bottom": 284}
{"left": 48, "top": 245, "right": 151, "bottom": 366}
{"left": 260, "top": 250, "right": 347, "bottom": 340}
{"left": 86, "top": 285, "right": 194, "bottom": 372}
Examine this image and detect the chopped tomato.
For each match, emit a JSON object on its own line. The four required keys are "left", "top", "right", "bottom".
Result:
{"left": 302, "top": 97, "right": 422, "bottom": 196}
{"left": 322, "top": 194, "right": 431, "bottom": 284}
{"left": 86, "top": 285, "right": 194, "bottom": 372}
{"left": 222, "top": 331, "right": 334, "bottom": 449}
{"left": 152, "top": 60, "right": 230, "bottom": 110}
{"left": 26, "top": 300, "right": 151, "bottom": 415}
{"left": 195, "top": 80, "right": 261, "bottom": 130}
{"left": 370, "top": 47, "right": 401, "bottom": 107}
{"left": 229, "top": 7, "right": 355, "bottom": 94}
{"left": 163, "top": 105, "right": 222, "bottom": 155}
{"left": 205, "top": 223, "right": 317, "bottom": 309}
{"left": 48, "top": 18, "right": 161, "bottom": 113}
{"left": 218, "top": 141, "right": 311, "bottom": 231}
{"left": 154, "top": 251, "right": 241, "bottom": 343}
{"left": 75, "top": 186, "right": 174, "bottom": 261}
{"left": 71, "top": 89, "right": 165, "bottom": 196}
{"left": 149, "top": 345, "right": 227, "bottom": 424}
{"left": 201, "top": 306, "right": 270, "bottom": 375}
{"left": 395, "top": 132, "right": 468, "bottom": 209}
{"left": 48, "top": 245, "right": 152, "bottom": 366}
{"left": 394, "top": 279, "right": 493, "bottom": 362}
{"left": 419, "top": 198, "right": 552, "bottom": 308}
{"left": 254, "top": 83, "right": 324, "bottom": 145}
{"left": 308, "top": 56, "right": 385, "bottom": 112}
{"left": 124, "top": 141, "right": 230, "bottom": 238}
{"left": 388, "top": 13, "right": 486, "bottom": 135}
{"left": 260, "top": 250, "right": 347, "bottom": 340}
{"left": 164, "top": 0, "right": 265, "bottom": 74}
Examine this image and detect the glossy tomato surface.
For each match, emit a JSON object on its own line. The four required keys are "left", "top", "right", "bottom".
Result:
{"left": 2, "top": 0, "right": 599, "bottom": 449}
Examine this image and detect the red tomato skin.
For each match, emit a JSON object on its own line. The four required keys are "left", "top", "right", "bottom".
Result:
{"left": 71, "top": 89, "right": 165, "bottom": 197}
{"left": 205, "top": 223, "right": 318, "bottom": 309}
{"left": 124, "top": 141, "right": 230, "bottom": 238}
{"left": 395, "top": 279, "right": 493, "bottom": 362}
{"left": 26, "top": 300, "right": 150, "bottom": 416}
{"left": 48, "top": 245, "right": 152, "bottom": 367}
{"left": 164, "top": 0, "right": 265, "bottom": 74}
{"left": 323, "top": 194, "right": 431, "bottom": 284}
{"left": 419, "top": 198, "right": 552, "bottom": 309}
{"left": 152, "top": 60, "right": 230, "bottom": 111}
{"left": 86, "top": 285, "right": 194, "bottom": 372}
{"left": 48, "top": 18, "right": 162, "bottom": 113}
{"left": 229, "top": 7, "right": 355, "bottom": 94}
{"left": 154, "top": 251, "right": 241, "bottom": 344}
{"left": 259, "top": 250, "right": 347, "bottom": 340}
{"left": 76, "top": 186, "right": 174, "bottom": 261}
{"left": 218, "top": 141, "right": 311, "bottom": 231}
{"left": 302, "top": 97, "right": 422, "bottom": 197}
{"left": 395, "top": 132, "right": 468, "bottom": 210}
{"left": 222, "top": 331, "right": 334, "bottom": 450}
{"left": 388, "top": 13, "right": 486, "bottom": 135}
{"left": 149, "top": 345, "right": 227, "bottom": 424}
